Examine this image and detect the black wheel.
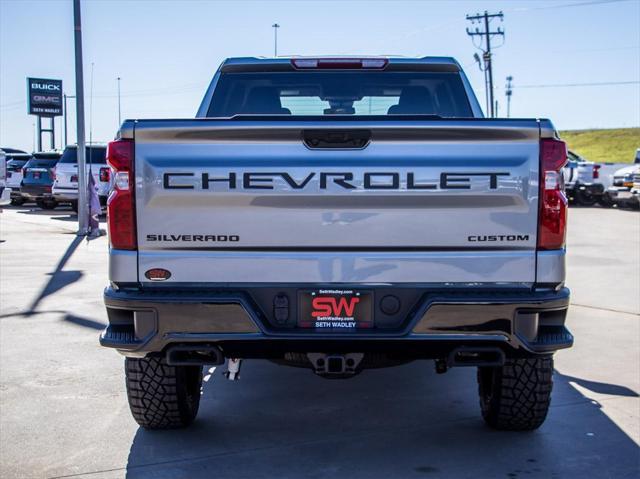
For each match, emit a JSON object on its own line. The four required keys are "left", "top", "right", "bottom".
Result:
{"left": 10, "top": 198, "right": 25, "bottom": 206}
{"left": 125, "top": 356, "right": 202, "bottom": 429}
{"left": 477, "top": 357, "right": 553, "bottom": 431}
{"left": 37, "top": 199, "right": 57, "bottom": 210}
{"left": 575, "top": 190, "right": 597, "bottom": 207}
{"left": 598, "top": 193, "right": 614, "bottom": 208}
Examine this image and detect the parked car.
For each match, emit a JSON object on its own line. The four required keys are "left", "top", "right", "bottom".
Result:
{"left": 0, "top": 149, "right": 10, "bottom": 206}
{"left": 606, "top": 164, "right": 640, "bottom": 209}
{"left": 52, "top": 144, "right": 110, "bottom": 211}
{"left": 102, "top": 56, "right": 572, "bottom": 432}
{"left": 0, "top": 147, "right": 28, "bottom": 156}
{"left": 20, "top": 151, "right": 62, "bottom": 209}
{"left": 5, "top": 152, "right": 33, "bottom": 205}
{"left": 631, "top": 168, "right": 640, "bottom": 198}
{"left": 629, "top": 150, "right": 640, "bottom": 206}
{"left": 562, "top": 150, "right": 602, "bottom": 206}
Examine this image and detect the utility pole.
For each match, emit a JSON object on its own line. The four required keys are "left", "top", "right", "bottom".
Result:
{"left": 73, "top": 0, "right": 89, "bottom": 235}
{"left": 272, "top": 23, "right": 280, "bottom": 57}
{"left": 466, "top": 11, "right": 504, "bottom": 117}
{"left": 117, "top": 76, "right": 121, "bottom": 126}
{"left": 63, "top": 94, "right": 67, "bottom": 146}
{"left": 36, "top": 117, "right": 42, "bottom": 151}
{"left": 505, "top": 75, "right": 513, "bottom": 118}
{"left": 473, "top": 53, "right": 489, "bottom": 116}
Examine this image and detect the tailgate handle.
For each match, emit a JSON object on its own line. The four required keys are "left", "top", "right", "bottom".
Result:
{"left": 302, "top": 129, "right": 371, "bottom": 149}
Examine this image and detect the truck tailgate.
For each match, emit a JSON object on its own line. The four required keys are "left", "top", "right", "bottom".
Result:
{"left": 132, "top": 119, "right": 541, "bottom": 284}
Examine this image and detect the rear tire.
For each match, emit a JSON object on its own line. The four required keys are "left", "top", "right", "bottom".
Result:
{"left": 477, "top": 357, "right": 553, "bottom": 431}
{"left": 10, "top": 198, "right": 25, "bottom": 206}
{"left": 125, "top": 356, "right": 202, "bottom": 429}
{"left": 576, "top": 190, "right": 597, "bottom": 206}
{"left": 37, "top": 199, "right": 57, "bottom": 210}
{"left": 598, "top": 193, "right": 614, "bottom": 208}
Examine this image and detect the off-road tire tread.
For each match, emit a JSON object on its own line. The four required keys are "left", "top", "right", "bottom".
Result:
{"left": 125, "top": 357, "right": 202, "bottom": 429}
{"left": 478, "top": 357, "right": 553, "bottom": 431}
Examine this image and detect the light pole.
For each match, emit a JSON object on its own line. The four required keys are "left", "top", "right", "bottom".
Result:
{"left": 272, "top": 23, "right": 280, "bottom": 57}
{"left": 505, "top": 75, "right": 513, "bottom": 118}
{"left": 117, "top": 76, "right": 121, "bottom": 126}
{"left": 63, "top": 94, "right": 67, "bottom": 146}
{"left": 73, "top": 0, "right": 89, "bottom": 235}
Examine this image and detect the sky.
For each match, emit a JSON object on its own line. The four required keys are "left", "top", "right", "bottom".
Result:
{"left": 1, "top": 0, "right": 639, "bottom": 152}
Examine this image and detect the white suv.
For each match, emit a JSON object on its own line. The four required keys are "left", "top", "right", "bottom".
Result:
{"left": 0, "top": 149, "right": 10, "bottom": 205}
{"left": 52, "top": 144, "right": 110, "bottom": 210}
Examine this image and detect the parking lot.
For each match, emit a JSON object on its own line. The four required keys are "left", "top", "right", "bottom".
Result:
{"left": 0, "top": 205, "right": 638, "bottom": 479}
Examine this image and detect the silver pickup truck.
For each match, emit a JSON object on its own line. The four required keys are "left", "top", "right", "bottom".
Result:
{"left": 101, "top": 57, "right": 572, "bottom": 431}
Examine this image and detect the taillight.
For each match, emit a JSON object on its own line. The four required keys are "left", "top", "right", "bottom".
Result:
{"left": 593, "top": 164, "right": 600, "bottom": 179}
{"left": 106, "top": 139, "right": 136, "bottom": 250}
{"left": 538, "top": 138, "right": 568, "bottom": 250}
{"left": 99, "top": 167, "right": 110, "bottom": 182}
{"left": 22, "top": 167, "right": 27, "bottom": 177}
{"left": 50, "top": 167, "right": 56, "bottom": 180}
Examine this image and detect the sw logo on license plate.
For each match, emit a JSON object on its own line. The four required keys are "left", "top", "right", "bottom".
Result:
{"left": 298, "top": 289, "right": 373, "bottom": 329}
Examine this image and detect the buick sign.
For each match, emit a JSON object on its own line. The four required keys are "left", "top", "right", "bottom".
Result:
{"left": 27, "top": 78, "right": 63, "bottom": 116}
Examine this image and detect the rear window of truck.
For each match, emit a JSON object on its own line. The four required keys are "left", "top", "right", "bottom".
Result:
{"left": 207, "top": 71, "right": 473, "bottom": 118}
{"left": 7, "top": 158, "right": 30, "bottom": 170}
{"left": 58, "top": 147, "right": 107, "bottom": 164}
{"left": 25, "top": 158, "right": 59, "bottom": 168}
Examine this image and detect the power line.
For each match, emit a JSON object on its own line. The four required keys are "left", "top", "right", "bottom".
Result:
{"left": 511, "top": 0, "right": 633, "bottom": 11}
{"left": 466, "top": 11, "right": 505, "bottom": 117}
{"left": 506, "top": 80, "right": 640, "bottom": 89}
{"left": 0, "top": 100, "right": 25, "bottom": 109}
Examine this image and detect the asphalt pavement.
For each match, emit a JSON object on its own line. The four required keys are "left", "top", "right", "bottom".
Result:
{"left": 0, "top": 205, "right": 638, "bottom": 478}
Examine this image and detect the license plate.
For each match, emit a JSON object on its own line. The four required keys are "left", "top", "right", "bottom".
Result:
{"left": 298, "top": 289, "right": 373, "bottom": 329}
{"left": 33, "top": 172, "right": 41, "bottom": 179}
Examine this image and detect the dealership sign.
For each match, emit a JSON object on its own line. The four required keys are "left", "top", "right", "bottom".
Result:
{"left": 27, "top": 78, "right": 63, "bottom": 116}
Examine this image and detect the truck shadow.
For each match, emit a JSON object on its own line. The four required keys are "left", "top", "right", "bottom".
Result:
{"left": 4, "top": 203, "right": 107, "bottom": 222}
{"left": 124, "top": 361, "right": 639, "bottom": 478}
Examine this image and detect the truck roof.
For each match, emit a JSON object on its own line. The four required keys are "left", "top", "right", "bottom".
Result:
{"left": 219, "top": 56, "right": 462, "bottom": 73}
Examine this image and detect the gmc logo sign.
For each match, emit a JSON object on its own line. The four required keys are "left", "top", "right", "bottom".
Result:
{"left": 311, "top": 296, "right": 360, "bottom": 318}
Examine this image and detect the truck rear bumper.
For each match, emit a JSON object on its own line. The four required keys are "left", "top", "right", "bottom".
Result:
{"left": 52, "top": 186, "right": 78, "bottom": 201}
{"left": 566, "top": 182, "right": 604, "bottom": 195}
{"left": 101, "top": 286, "right": 572, "bottom": 358}
{"left": 0, "top": 187, "right": 11, "bottom": 206}
{"left": 20, "top": 184, "right": 53, "bottom": 200}
{"left": 607, "top": 186, "right": 637, "bottom": 201}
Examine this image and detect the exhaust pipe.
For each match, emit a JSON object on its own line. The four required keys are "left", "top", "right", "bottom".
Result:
{"left": 166, "top": 344, "right": 224, "bottom": 366}
{"left": 446, "top": 347, "right": 505, "bottom": 368}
